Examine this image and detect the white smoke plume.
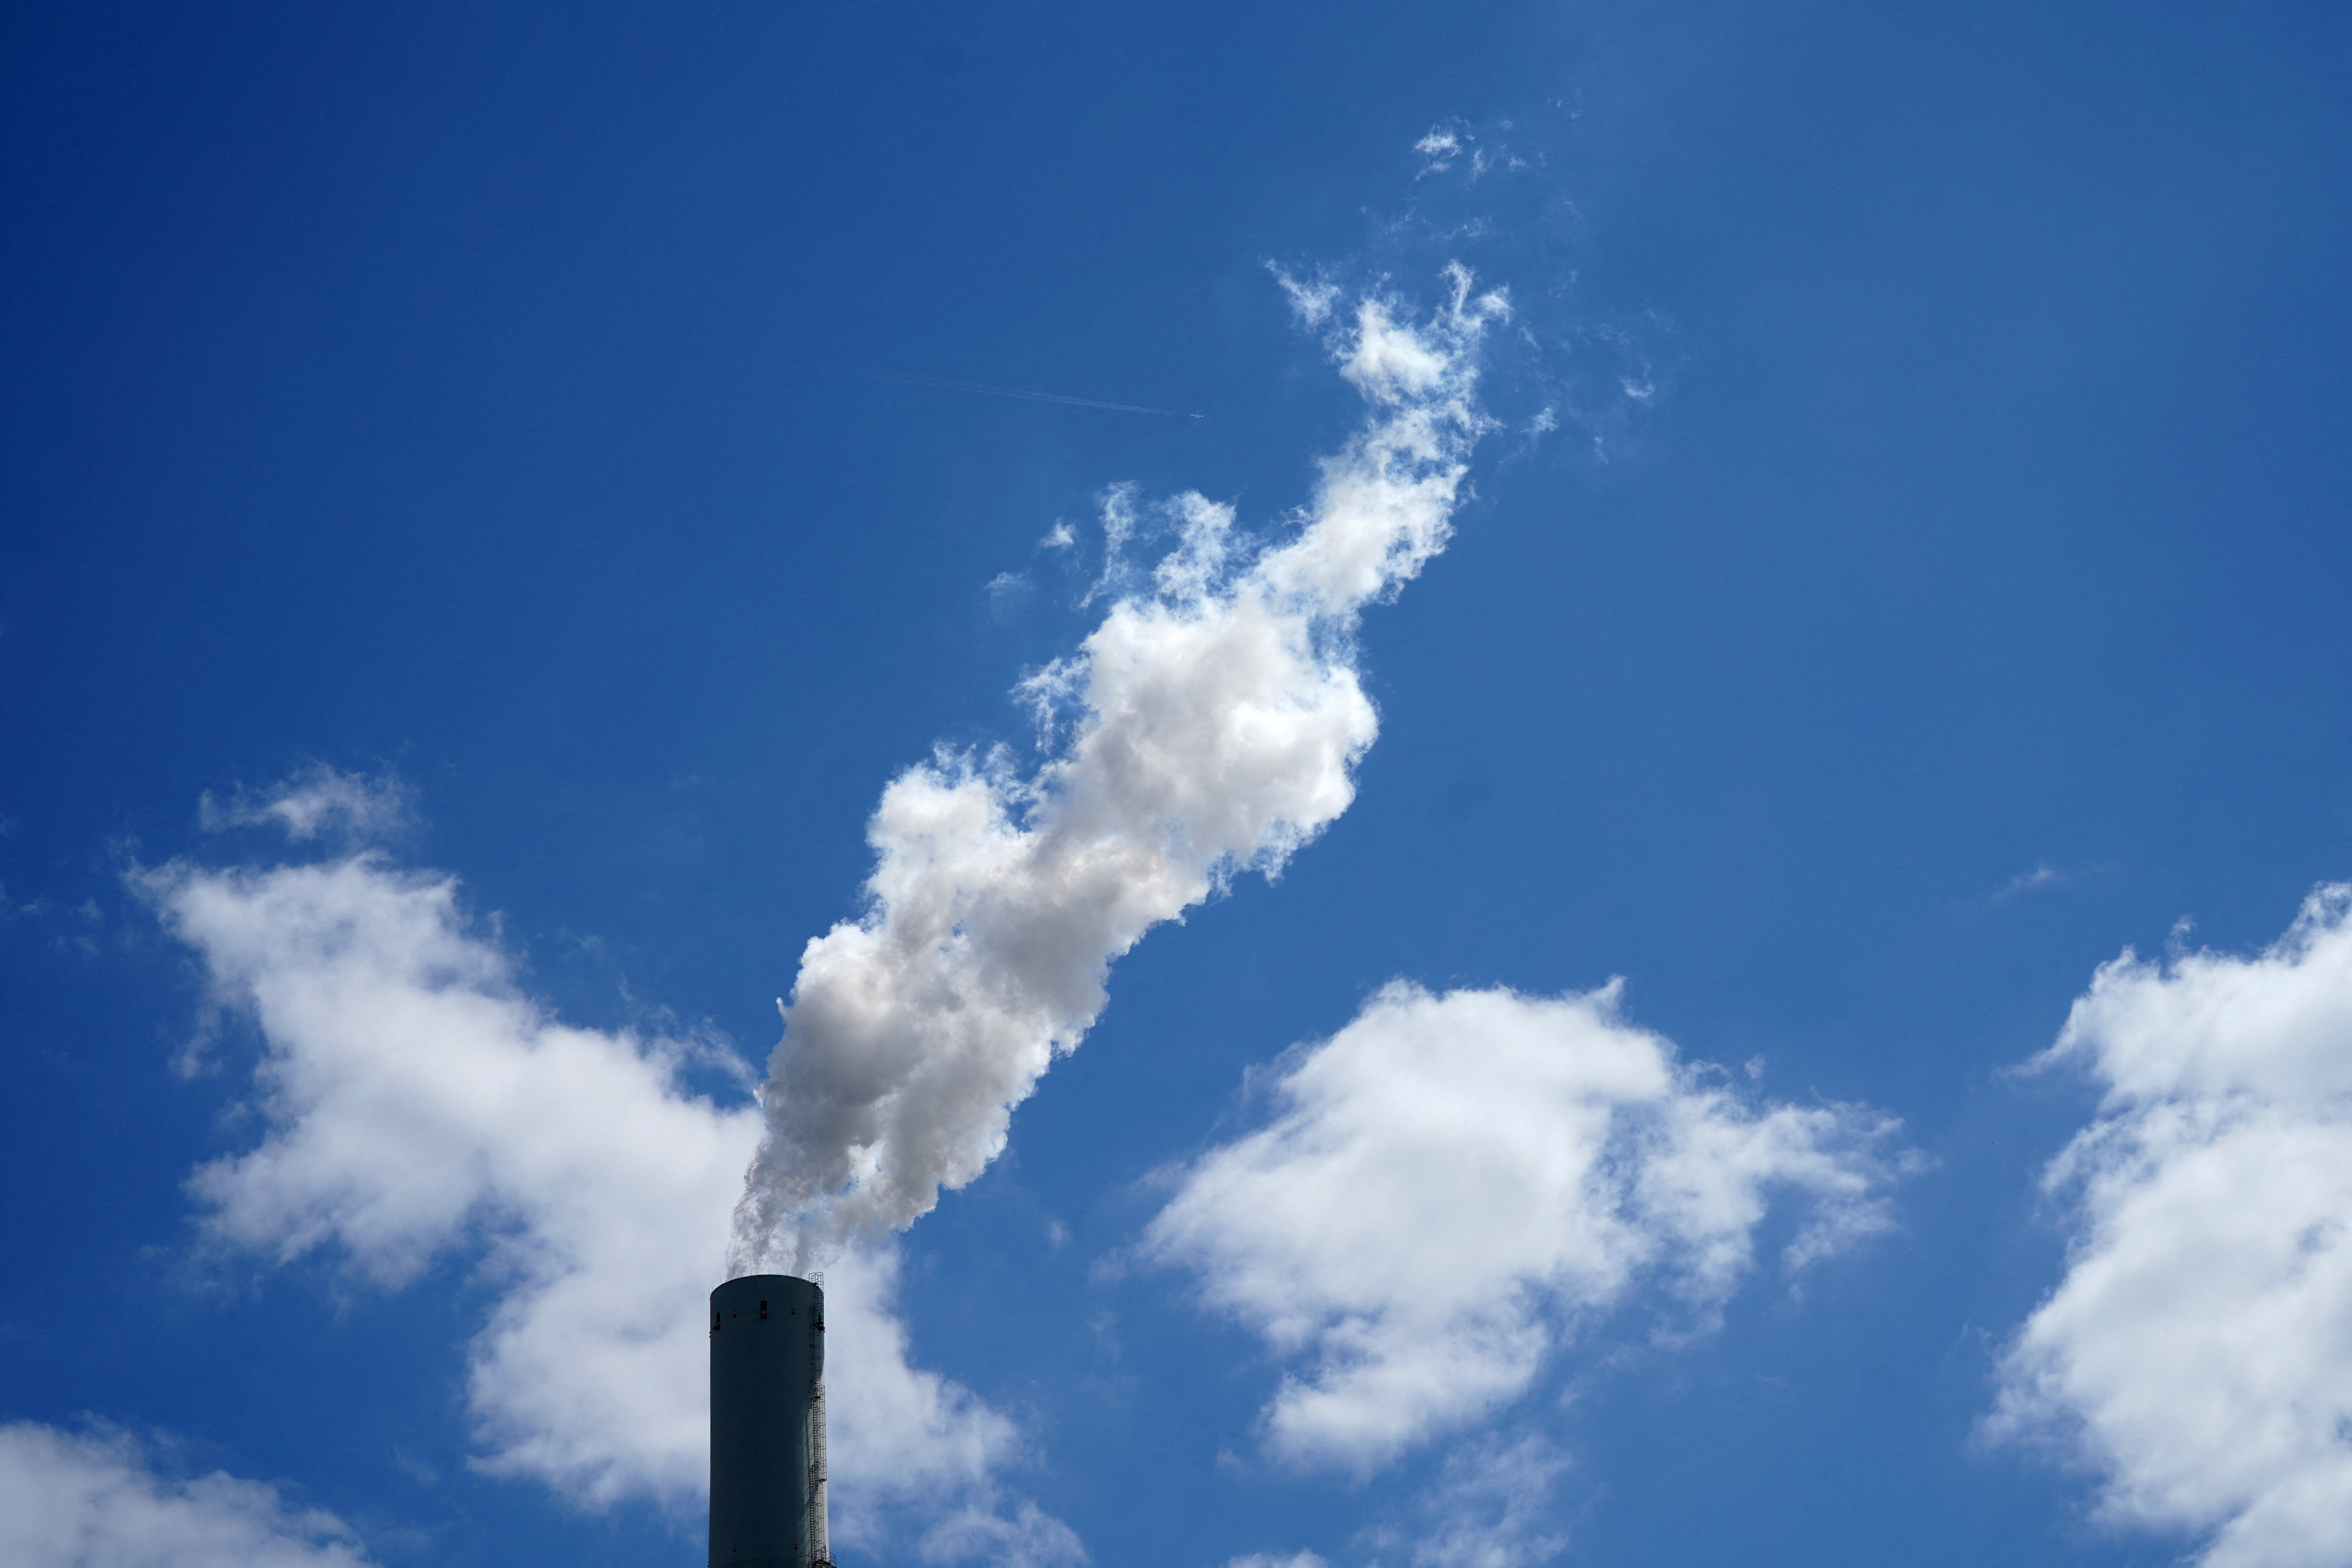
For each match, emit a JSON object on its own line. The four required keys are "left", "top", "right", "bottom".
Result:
{"left": 730, "top": 267, "right": 1511, "bottom": 1275}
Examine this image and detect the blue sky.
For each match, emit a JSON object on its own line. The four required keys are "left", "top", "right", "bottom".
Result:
{"left": 6, "top": 3, "right": 2352, "bottom": 1566}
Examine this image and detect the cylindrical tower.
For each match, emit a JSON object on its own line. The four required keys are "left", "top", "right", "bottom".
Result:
{"left": 710, "top": 1274, "right": 828, "bottom": 1568}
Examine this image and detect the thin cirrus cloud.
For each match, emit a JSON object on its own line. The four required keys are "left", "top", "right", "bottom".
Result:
{"left": 0, "top": 1421, "right": 370, "bottom": 1568}
{"left": 1143, "top": 982, "right": 1912, "bottom": 1476}
{"left": 134, "top": 786, "right": 1070, "bottom": 1565}
{"left": 1402, "top": 1432, "right": 1573, "bottom": 1568}
{"left": 1987, "top": 883, "right": 2352, "bottom": 1568}
{"left": 1237, "top": 1430, "right": 1573, "bottom": 1568}
{"left": 730, "top": 265, "right": 1514, "bottom": 1278}
{"left": 196, "top": 763, "right": 415, "bottom": 844}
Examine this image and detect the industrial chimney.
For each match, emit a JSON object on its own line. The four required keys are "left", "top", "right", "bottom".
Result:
{"left": 710, "top": 1274, "right": 828, "bottom": 1568}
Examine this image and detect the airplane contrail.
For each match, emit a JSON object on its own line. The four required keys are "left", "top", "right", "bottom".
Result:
{"left": 812, "top": 358, "right": 1205, "bottom": 419}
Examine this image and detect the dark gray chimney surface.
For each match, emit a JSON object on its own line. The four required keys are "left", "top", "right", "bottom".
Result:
{"left": 709, "top": 1273, "right": 827, "bottom": 1568}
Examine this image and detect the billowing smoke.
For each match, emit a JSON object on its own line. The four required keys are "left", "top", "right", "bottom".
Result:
{"left": 730, "top": 267, "right": 1509, "bottom": 1275}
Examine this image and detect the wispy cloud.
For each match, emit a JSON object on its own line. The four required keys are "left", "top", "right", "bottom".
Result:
{"left": 1413, "top": 124, "right": 1465, "bottom": 177}
{"left": 1227, "top": 1552, "right": 1329, "bottom": 1568}
{"left": 1268, "top": 264, "right": 1340, "bottom": 328}
{"left": 199, "top": 765, "right": 414, "bottom": 844}
{"left": 1987, "top": 862, "right": 2078, "bottom": 904}
{"left": 985, "top": 570, "right": 1034, "bottom": 624}
{"left": 1407, "top": 1431, "right": 1570, "bottom": 1568}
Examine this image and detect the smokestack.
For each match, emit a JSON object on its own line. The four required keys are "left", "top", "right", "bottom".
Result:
{"left": 710, "top": 1274, "right": 828, "bottom": 1568}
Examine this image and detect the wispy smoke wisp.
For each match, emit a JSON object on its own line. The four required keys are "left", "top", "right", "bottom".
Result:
{"left": 730, "top": 270, "right": 1509, "bottom": 1275}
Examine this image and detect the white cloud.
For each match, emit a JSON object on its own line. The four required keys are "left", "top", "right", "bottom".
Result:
{"left": 199, "top": 766, "right": 412, "bottom": 843}
{"left": 731, "top": 275, "right": 1509, "bottom": 1276}
{"left": 1407, "top": 1432, "right": 1568, "bottom": 1568}
{"left": 828, "top": 1247, "right": 1034, "bottom": 1550}
{"left": 137, "top": 816, "right": 1062, "bottom": 1557}
{"left": 0, "top": 1422, "right": 370, "bottom": 1568}
{"left": 1268, "top": 264, "right": 1340, "bottom": 329}
{"left": 1143, "top": 982, "right": 1907, "bottom": 1474}
{"left": 915, "top": 1499, "right": 1087, "bottom": 1568}
{"left": 1990, "top": 862, "right": 2095, "bottom": 904}
{"left": 1988, "top": 883, "right": 2352, "bottom": 1568}
{"left": 1226, "top": 1553, "right": 1329, "bottom": 1568}
{"left": 1078, "top": 480, "right": 1145, "bottom": 608}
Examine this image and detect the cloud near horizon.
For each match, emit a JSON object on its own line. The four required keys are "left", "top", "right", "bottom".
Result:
{"left": 136, "top": 784, "right": 1069, "bottom": 1565}
{"left": 1989, "top": 883, "right": 2352, "bottom": 1568}
{"left": 1144, "top": 982, "right": 1911, "bottom": 1475}
{"left": 0, "top": 1421, "right": 370, "bottom": 1568}
{"left": 730, "top": 268, "right": 1513, "bottom": 1276}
